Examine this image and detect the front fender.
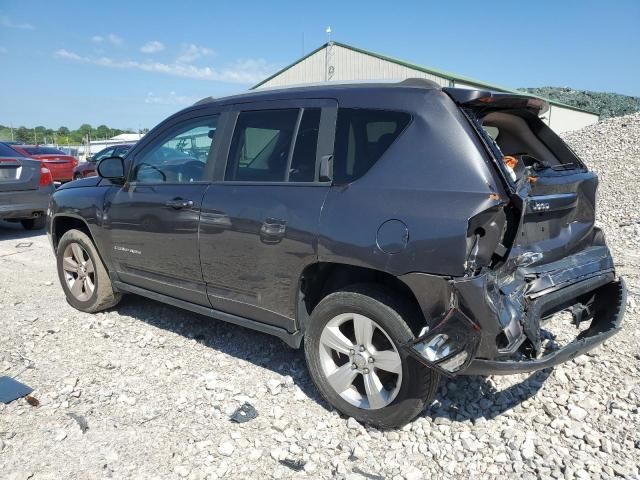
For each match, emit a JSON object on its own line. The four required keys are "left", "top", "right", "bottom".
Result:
{"left": 49, "top": 185, "right": 114, "bottom": 269}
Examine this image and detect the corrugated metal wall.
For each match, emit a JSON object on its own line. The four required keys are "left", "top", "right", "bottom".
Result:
{"left": 259, "top": 45, "right": 450, "bottom": 88}
{"left": 257, "top": 44, "right": 599, "bottom": 133}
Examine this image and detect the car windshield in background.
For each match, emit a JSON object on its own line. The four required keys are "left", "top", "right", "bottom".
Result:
{"left": 23, "top": 146, "right": 66, "bottom": 155}
{"left": 0, "top": 143, "right": 22, "bottom": 157}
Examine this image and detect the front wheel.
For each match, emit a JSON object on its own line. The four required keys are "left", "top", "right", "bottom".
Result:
{"left": 304, "top": 285, "right": 440, "bottom": 429}
{"left": 56, "top": 229, "right": 121, "bottom": 312}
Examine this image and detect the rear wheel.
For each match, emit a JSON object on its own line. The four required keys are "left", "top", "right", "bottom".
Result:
{"left": 304, "top": 284, "right": 440, "bottom": 428}
{"left": 56, "top": 229, "right": 121, "bottom": 312}
{"left": 74, "top": 173, "right": 82, "bottom": 180}
{"left": 21, "top": 217, "right": 45, "bottom": 230}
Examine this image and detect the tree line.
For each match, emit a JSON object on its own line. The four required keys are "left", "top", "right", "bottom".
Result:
{"left": 0, "top": 124, "right": 149, "bottom": 145}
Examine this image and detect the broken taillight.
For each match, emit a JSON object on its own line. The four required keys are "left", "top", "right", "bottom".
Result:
{"left": 39, "top": 167, "right": 53, "bottom": 187}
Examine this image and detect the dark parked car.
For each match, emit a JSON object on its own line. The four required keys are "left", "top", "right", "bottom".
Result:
{"left": 47, "top": 80, "right": 626, "bottom": 427}
{"left": 0, "top": 142, "right": 54, "bottom": 229}
{"left": 11, "top": 145, "right": 78, "bottom": 182}
{"left": 73, "top": 144, "right": 134, "bottom": 180}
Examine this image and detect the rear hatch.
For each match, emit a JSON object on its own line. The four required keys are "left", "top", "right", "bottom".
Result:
{"left": 444, "top": 88, "right": 604, "bottom": 278}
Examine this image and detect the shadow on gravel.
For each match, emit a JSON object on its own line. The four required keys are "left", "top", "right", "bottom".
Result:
{"left": 113, "top": 294, "right": 330, "bottom": 409}
{"left": 112, "top": 294, "right": 555, "bottom": 424}
{"left": 424, "top": 368, "right": 553, "bottom": 423}
{"left": 0, "top": 220, "right": 47, "bottom": 241}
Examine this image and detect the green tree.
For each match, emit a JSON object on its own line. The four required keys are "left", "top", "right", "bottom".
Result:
{"left": 15, "top": 126, "right": 32, "bottom": 143}
{"left": 57, "top": 126, "right": 70, "bottom": 136}
{"left": 95, "top": 124, "right": 111, "bottom": 139}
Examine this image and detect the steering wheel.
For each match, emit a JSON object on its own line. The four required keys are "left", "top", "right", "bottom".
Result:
{"left": 181, "top": 160, "right": 205, "bottom": 181}
{"left": 136, "top": 162, "right": 167, "bottom": 182}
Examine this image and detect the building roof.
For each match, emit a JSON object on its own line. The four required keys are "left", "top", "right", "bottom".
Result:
{"left": 252, "top": 41, "right": 597, "bottom": 116}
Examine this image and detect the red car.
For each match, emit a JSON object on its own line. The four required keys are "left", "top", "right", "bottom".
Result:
{"left": 72, "top": 143, "right": 134, "bottom": 179}
{"left": 12, "top": 145, "right": 78, "bottom": 182}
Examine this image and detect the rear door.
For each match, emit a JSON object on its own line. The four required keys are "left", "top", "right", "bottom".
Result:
{"left": 105, "top": 108, "right": 225, "bottom": 305}
{"left": 199, "top": 99, "right": 337, "bottom": 330}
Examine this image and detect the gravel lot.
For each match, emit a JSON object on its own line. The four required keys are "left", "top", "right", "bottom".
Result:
{"left": 1, "top": 114, "right": 639, "bottom": 479}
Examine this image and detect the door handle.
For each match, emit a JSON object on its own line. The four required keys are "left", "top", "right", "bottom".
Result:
{"left": 165, "top": 198, "right": 194, "bottom": 209}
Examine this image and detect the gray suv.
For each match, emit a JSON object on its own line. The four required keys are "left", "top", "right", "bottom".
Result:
{"left": 47, "top": 80, "right": 626, "bottom": 427}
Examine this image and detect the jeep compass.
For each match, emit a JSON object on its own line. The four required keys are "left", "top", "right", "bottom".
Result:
{"left": 47, "top": 80, "right": 626, "bottom": 428}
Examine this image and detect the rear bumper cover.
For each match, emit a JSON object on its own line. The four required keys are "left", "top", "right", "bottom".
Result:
{"left": 405, "top": 249, "right": 626, "bottom": 376}
{"left": 463, "top": 276, "right": 625, "bottom": 375}
{"left": 0, "top": 185, "right": 53, "bottom": 219}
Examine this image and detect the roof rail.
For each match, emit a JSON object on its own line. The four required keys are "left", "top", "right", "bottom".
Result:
{"left": 398, "top": 78, "right": 440, "bottom": 89}
{"left": 193, "top": 96, "right": 215, "bottom": 106}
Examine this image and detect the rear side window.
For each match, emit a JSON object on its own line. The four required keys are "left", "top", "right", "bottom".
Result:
{"left": 333, "top": 109, "right": 411, "bottom": 184}
{"left": 0, "top": 143, "right": 21, "bottom": 157}
{"left": 225, "top": 109, "right": 298, "bottom": 182}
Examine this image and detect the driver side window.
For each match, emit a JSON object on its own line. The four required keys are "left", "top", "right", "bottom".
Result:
{"left": 132, "top": 115, "right": 219, "bottom": 183}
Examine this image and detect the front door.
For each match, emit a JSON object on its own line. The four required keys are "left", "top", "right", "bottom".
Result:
{"left": 105, "top": 112, "right": 221, "bottom": 305}
{"left": 199, "top": 100, "right": 337, "bottom": 330}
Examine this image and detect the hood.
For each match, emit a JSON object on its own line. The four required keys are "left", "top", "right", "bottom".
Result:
{"left": 57, "top": 176, "right": 104, "bottom": 190}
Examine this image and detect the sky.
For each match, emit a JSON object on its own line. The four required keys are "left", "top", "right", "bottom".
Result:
{"left": 0, "top": 0, "right": 638, "bottom": 131}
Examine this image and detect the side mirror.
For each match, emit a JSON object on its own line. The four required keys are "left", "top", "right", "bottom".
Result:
{"left": 97, "top": 156, "right": 125, "bottom": 182}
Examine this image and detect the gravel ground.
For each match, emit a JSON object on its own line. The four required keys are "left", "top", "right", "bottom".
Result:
{"left": 1, "top": 115, "right": 639, "bottom": 479}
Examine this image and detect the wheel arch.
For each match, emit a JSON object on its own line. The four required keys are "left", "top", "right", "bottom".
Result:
{"left": 51, "top": 214, "right": 114, "bottom": 274}
{"left": 296, "top": 262, "right": 439, "bottom": 336}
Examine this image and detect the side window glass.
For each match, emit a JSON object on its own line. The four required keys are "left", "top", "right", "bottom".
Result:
{"left": 289, "top": 108, "right": 321, "bottom": 182}
{"left": 132, "top": 116, "right": 218, "bottom": 183}
{"left": 333, "top": 109, "right": 411, "bottom": 184}
{"left": 225, "top": 109, "right": 298, "bottom": 182}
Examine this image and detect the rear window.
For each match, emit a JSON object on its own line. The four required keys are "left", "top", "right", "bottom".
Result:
{"left": 333, "top": 109, "right": 411, "bottom": 184}
{"left": 0, "top": 143, "right": 22, "bottom": 157}
{"left": 23, "top": 146, "right": 66, "bottom": 155}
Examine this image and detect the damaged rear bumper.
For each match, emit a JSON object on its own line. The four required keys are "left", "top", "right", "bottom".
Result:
{"left": 404, "top": 247, "right": 626, "bottom": 376}
{"left": 463, "top": 276, "right": 626, "bottom": 375}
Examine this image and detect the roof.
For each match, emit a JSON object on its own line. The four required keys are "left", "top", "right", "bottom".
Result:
{"left": 252, "top": 41, "right": 597, "bottom": 116}
{"left": 194, "top": 78, "right": 442, "bottom": 107}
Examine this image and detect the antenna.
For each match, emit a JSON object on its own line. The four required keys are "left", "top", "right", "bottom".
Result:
{"left": 324, "top": 26, "right": 335, "bottom": 82}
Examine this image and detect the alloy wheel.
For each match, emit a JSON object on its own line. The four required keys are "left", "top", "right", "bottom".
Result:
{"left": 62, "top": 242, "right": 95, "bottom": 302}
{"left": 319, "top": 313, "right": 403, "bottom": 410}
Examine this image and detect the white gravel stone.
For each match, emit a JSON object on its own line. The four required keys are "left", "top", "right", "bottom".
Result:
{"left": 218, "top": 441, "right": 234, "bottom": 456}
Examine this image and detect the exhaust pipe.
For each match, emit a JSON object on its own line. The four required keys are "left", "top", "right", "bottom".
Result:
{"left": 32, "top": 212, "right": 41, "bottom": 218}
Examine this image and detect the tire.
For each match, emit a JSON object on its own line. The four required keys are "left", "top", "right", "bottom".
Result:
{"left": 21, "top": 217, "right": 45, "bottom": 230}
{"left": 74, "top": 174, "right": 81, "bottom": 180}
{"left": 304, "top": 284, "right": 440, "bottom": 429}
{"left": 56, "top": 229, "right": 121, "bottom": 313}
